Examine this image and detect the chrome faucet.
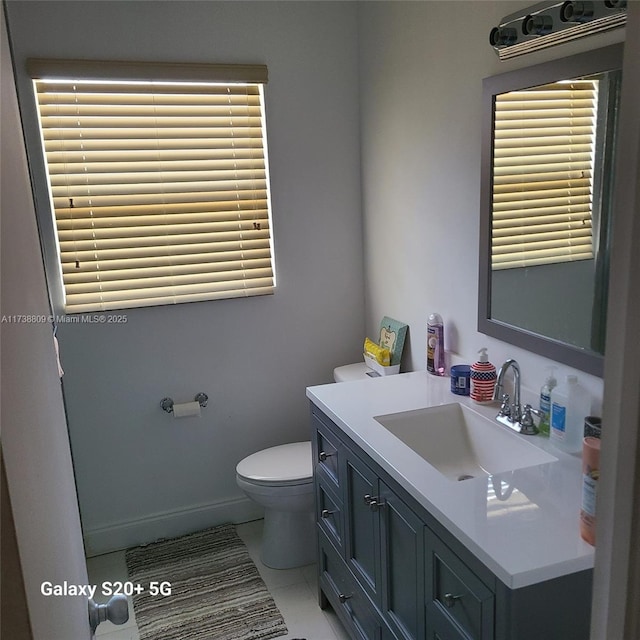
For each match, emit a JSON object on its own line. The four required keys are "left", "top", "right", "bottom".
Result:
{"left": 493, "top": 359, "right": 539, "bottom": 435}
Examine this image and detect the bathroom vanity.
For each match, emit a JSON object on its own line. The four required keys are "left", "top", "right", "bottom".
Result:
{"left": 307, "top": 372, "right": 594, "bottom": 640}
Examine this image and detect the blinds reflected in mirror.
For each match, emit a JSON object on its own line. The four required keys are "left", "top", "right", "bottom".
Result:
{"left": 491, "top": 79, "right": 598, "bottom": 270}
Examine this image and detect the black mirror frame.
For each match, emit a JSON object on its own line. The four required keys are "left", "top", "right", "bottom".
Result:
{"left": 478, "top": 43, "right": 624, "bottom": 378}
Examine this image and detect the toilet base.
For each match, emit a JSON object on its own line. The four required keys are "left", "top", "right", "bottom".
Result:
{"left": 261, "top": 507, "right": 315, "bottom": 569}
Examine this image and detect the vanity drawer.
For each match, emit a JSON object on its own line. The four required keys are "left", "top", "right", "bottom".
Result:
{"left": 317, "top": 482, "right": 343, "bottom": 550}
{"left": 319, "top": 532, "right": 381, "bottom": 640}
{"left": 425, "top": 530, "right": 494, "bottom": 640}
{"left": 313, "top": 414, "right": 341, "bottom": 488}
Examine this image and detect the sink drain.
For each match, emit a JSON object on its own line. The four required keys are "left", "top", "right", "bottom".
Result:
{"left": 457, "top": 474, "right": 475, "bottom": 481}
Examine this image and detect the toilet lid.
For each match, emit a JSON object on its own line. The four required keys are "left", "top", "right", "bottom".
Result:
{"left": 236, "top": 441, "right": 312, "bottom": 483}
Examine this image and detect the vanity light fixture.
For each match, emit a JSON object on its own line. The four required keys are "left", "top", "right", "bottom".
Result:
{"left": 490, "top": 0, "right": 626, "bottom": 59}
{"left": 560, "top": 1, "right": 595, "bottom": 23}
{"left": 522, "top": 13, "right": 554, "bottom": 35}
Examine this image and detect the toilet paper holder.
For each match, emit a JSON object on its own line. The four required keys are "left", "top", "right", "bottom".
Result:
{"left": 160, "top": 392, "right": 208, "bottom": 414}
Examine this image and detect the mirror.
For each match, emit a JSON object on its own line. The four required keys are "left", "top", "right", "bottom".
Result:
{"left": 479, "top": 44, "right": 623, "bottom": 377}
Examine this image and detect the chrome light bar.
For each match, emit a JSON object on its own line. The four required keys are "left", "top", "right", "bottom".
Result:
{"left": 490, "top": 1, "right": 627, "bottom": 60}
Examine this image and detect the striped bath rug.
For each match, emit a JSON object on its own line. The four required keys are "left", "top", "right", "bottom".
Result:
{"left": 125, "top": 524, "right": 288, "bottom": 640}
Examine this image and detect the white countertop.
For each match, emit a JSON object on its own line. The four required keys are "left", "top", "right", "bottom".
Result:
{"left": 306, "top": 370, "right": 595, "bottom": 589}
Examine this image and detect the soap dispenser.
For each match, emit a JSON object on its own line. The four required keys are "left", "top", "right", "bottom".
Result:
{"left": 470, "top": 348, "right": 497, "bottom": 404}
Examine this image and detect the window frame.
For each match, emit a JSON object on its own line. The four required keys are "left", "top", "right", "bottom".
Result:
{"left": 28, "top": 58, "right": 275, "bottom": 315}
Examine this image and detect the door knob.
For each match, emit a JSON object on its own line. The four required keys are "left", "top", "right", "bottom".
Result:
{"left": 88, "top": 595, "right": 129, "bottom": 634}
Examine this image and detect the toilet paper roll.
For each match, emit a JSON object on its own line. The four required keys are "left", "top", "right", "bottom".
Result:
{"left": 172, "top": 401, "right": 201, "bottom": 418}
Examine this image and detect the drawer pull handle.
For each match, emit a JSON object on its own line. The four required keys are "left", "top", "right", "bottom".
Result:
{"left": 321, "top": 509, "right": 335, "bottom": 518}
{"left": 363, "top": 494, "right": 385, "bottom": 510}
{"left": 444, "top": 593, "right": 463, "bottom": 608}
{"left": 319, "top": 451, "right": 334, "bottom": 462}
{"left": 338, "top": 593, "right": 353, "bottom": 604}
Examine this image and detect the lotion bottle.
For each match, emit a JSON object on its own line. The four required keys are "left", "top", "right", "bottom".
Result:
{"left": 538, "top": 366, "right": 557, "bottom": 436}
{"left": 426, "top": 313, "right": 445, "bottom": 376}
{"left": 550, "top": 375, "right": 591, "bottom": 453}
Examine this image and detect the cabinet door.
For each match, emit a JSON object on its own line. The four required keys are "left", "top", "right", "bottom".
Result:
{"left": 319, "top": 531, "right": 386, "bottom": 640}
{"left": 344, "top": 450, "right": 382, "bottom": 605}
{"left": 380, "top": 481, "right": 425, "bottom": 640}
{"left": 425, "top": 529, "right": 494, "bottom": 640}
{"left": 316, "top": 480, "right": 344, "bottom": 552}
{"left": 428, "top": 619, "right": 469, "bottom": 640}
{"left": 312, "top": 413, "right": 342, "bottom": 490}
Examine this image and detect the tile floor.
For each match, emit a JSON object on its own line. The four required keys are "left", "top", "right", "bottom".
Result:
{"left": 87, "top": 519, "right": 350, "bottom": 640}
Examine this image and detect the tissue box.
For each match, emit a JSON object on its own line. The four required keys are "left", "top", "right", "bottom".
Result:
{"left": 363, "top": 353, "right": 401, "bottom": 376}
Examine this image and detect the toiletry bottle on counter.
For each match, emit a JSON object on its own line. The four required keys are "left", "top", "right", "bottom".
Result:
{"left": 426, "top": 313, "right": 445, "bottom": 376}
{"left": 580, "top": 436, "right": 601, "bottom": 546}
{"left": 470, "top": 348, "right": 497, "bottom": 404}
{"left": 538, "top": 366, "right": 557, "bottom": 436}
{"left": 550, "top": 375, "right": 590, "bottom": 453}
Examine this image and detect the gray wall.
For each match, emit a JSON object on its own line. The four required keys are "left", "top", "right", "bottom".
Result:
{"left": 5, "top": 0, "right": 365, "bottom": 553}
{"left": 357, "top": 0, "right": 622, "bottom": 404}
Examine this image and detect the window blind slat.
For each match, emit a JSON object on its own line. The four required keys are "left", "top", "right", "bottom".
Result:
{"left": 51, "top": 182, "right": 267, "bottom": 200}
{"left": 44, "top": 137, "right": 265, "bottom": 152}
{"left": 493, "top": 179, "right": 591, "bottom": 194}
{"left": 491, "top": 79, "right": 598, "bottom": 270}
{"left": 63, "top": 255, "right": 273, "bottom": 283}
{"left": 55, "top": 202, "right": 267, "bottom": 220}
{"left": 65, "top": 277, "right": 275, "bottom": 307}
{"left": 59, "top": 238, "right": 271, "bottom": 263}
{"left": 52, "top": 190, "right": 268, "bottom": 209}
{"left": 65, "top": 285, "right": 274, "bottom": 314}
{"left": 47, "top": 158, "right": 265, "bottom": 176}
{"left": 46, "top": 147, "right": 264, "bottom": 164}
{"left": 57, "top": 218, "right": 271, "bottom": 241}
{"left": 58, "top": 227, "right": 271, "bottom": 252}
{"left": 56, "top": 209, "right": 270, "bottom": 229}
{"left": 32, "top": 62, "right": 275, "bottom": 312}
{"left": 64, "top": 266, "right": 275, "bottom": 294}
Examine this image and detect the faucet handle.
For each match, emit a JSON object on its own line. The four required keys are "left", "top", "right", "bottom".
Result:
{"left": 498, "top": 394, "right": 511, "bottom": 418}
{"left": 520, "top": 404, "right": 540, "bottom": 435}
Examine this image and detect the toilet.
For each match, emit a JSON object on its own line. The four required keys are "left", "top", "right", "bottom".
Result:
{"left": 235, "top": 363, "right": 370, "bottom": 569}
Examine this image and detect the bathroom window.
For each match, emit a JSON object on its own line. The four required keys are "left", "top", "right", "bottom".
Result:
{"left": 491, "top": 79, "right": 598, "bottom": 270}
{"left": 29, "top": 59, "right": 275, "bottom": 313}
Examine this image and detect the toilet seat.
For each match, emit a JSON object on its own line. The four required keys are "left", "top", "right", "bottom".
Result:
{"left": 236, "top": 441, "right": 312, "bottom": 486}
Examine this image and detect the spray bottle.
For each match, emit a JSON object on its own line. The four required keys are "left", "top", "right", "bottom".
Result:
{"left": 538, "top": 366, "right": 557, "bottom": 436}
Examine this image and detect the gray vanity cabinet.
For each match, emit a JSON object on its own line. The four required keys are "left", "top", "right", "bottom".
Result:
{"left": 314, "top": 409, "right": 423, "bottom": 640}
{"left": 311, "top": 403, "right": 593, "bottom": 640}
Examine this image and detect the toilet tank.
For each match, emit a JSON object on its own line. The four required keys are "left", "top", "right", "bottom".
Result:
{"left": 333, "top": 362, "right": 372, "bottom": 382}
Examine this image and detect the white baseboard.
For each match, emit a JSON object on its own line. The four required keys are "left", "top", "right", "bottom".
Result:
{"left": 84, "top": 495, "right": 263, "bottom": 557}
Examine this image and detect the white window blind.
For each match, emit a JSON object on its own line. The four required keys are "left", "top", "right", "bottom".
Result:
{"left": 492, "top": 80, "right": 598, "bottom": 270}
{"left": 29, "top": 59, "right": 275, "bottom": 313}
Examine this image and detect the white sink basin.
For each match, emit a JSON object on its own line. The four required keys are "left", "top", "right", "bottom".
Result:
{"left": 374, "top": 403, "right": 556, "bottom": 481}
